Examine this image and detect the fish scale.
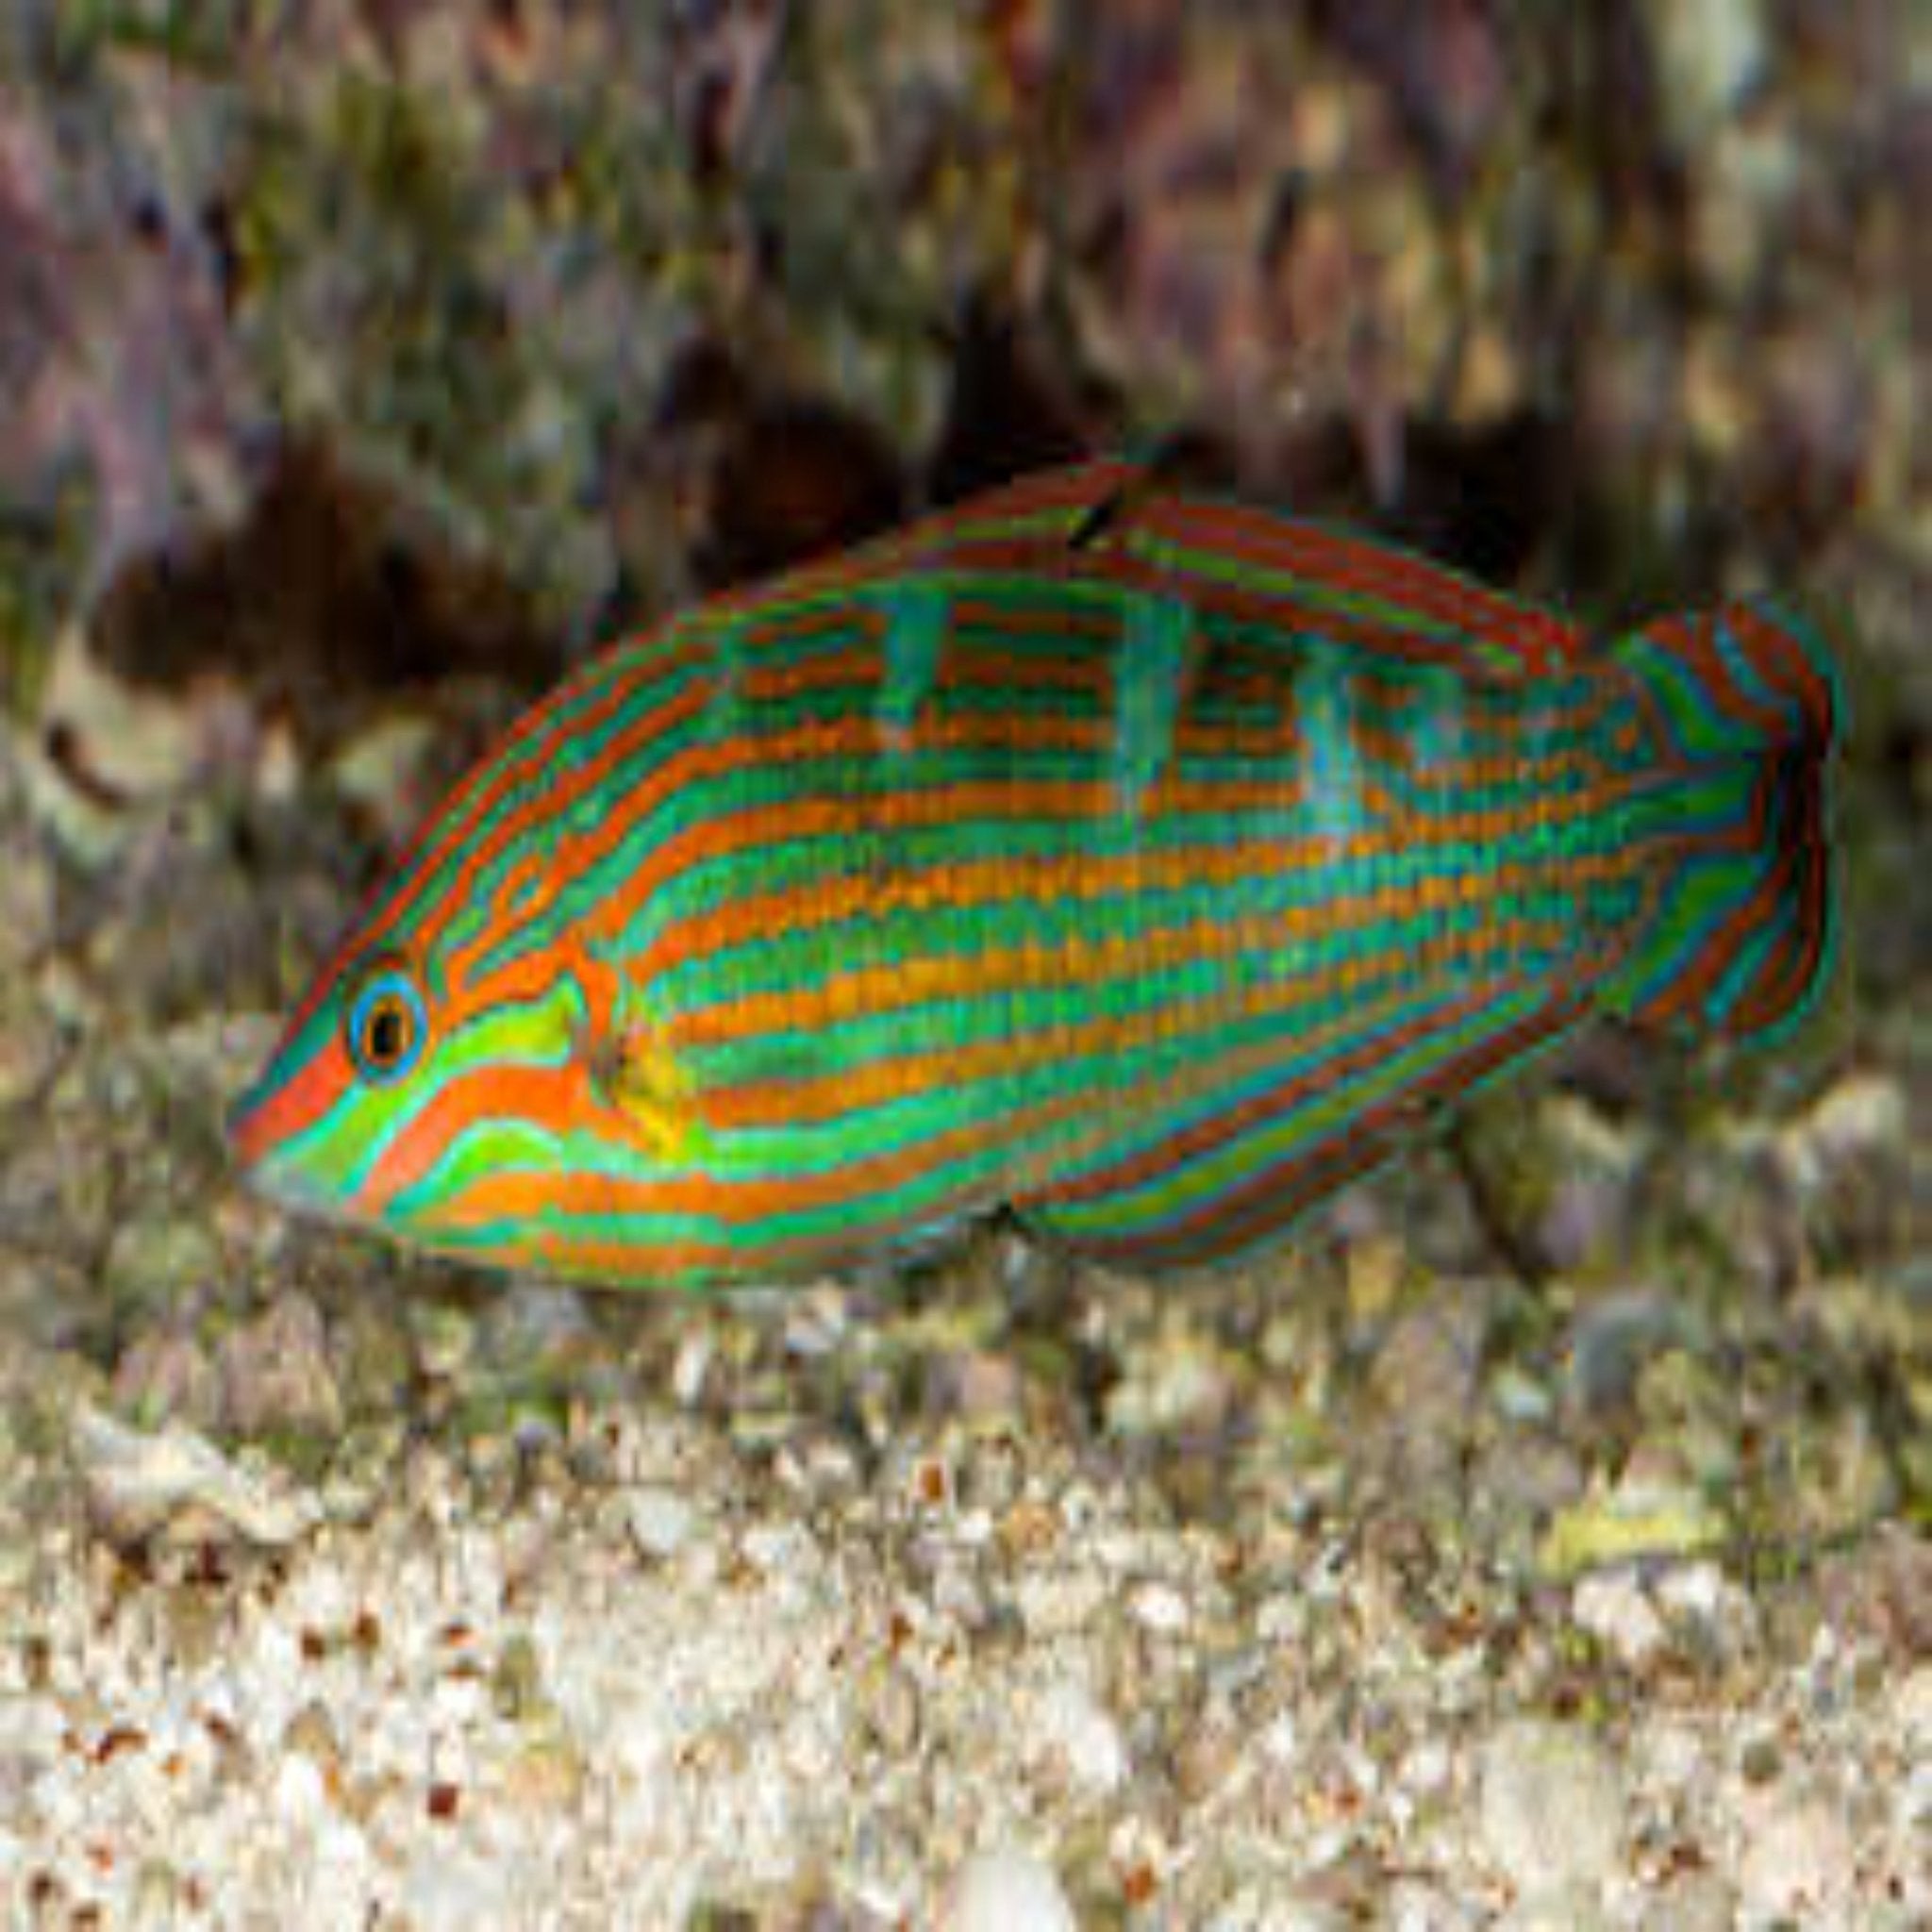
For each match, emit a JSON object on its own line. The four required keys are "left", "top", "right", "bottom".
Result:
{"left": 230, "top": 458, "right": 1840, "bottom": 1290}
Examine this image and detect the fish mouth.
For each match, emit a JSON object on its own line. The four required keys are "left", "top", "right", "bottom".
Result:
{"left": 225, "top": 1073, "right": 290, "bottom": 1178}
{"left": 226, "top": 1082, "right": 335, "bottom": 1220}
{"left": 230, "top": 1141, "right": 326, "bottom": 1219}
{"left": 230, "top": 1141, "right": 369, "bottom": 1238}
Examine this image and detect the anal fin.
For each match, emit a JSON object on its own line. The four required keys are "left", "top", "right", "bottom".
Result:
{"left": 1019, "top": 972, "right": 1597, "bottom": 1273}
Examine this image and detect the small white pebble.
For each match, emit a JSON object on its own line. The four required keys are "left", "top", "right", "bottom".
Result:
{"left": 1015, "top": 1565, "right": 1108, "bottom": 1635}
{"left": 1655, "top": 1558, "right": 1729, "bottom": 1623}
{"left": 1479, "top": 1720, "right": 1624, "bottom": 1899}
{"left": 272, "top": 1750, "right": 325, "bottom": 1823}
{"left": 944, "top": 1845, "right": 1077, "bottom": 1932}
{"left": 1218, "top": 1887, "right": 1350, "bottom": 1932}
{"left": 1132, "top": 1582, "right": 1191, "bottom": 1634}
{"left": 1900, "top": 1756, "right": 1932, "bottom": 1835}
{"left": 1260, "top": 1710, "right": 1299, "bottom": 1767}
{"left": 1775, "top": 1073, "right": 1907, "bottom": 1191}
{"left": 1400, "top": 1738, "right": 1451, "bottom": 1795}
{"left": 1641, "top": 1719, "right": 1707, "bottom": 1790}
{"left": 405, "top": 1850, "right": 519, "bottom": 1932}
{"left": 740, "top": 1521, "right": 816, "bottom": 1576}
{"left": 671, "top": 1335, "right": 711, "bottom": 1407}
{"left": 625, "top": 1487, "right": 696, "bottom": 1562}
{"left": 1491, "top": 1883, "right": 1616, "bottom": 1931}
{"left": 1035, "top": 1678, "right": 1126, "bottom": 1794}
{"left": 1573, "top": 1570, "right": 1665, "bottom": 1666}
{"left": 1898, "top": 1664, "right": 1932, "bottom": 1743}
{"left": 1736, "top": 1791, "right": 1852, "bottom": 1916}
{"left": 953, "top": 1506, "right": 995, "bottom": 1548}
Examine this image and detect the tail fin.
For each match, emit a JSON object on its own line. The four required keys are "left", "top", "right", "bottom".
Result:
{"left": 1603, "top": 598, "right": 1840, "bottom": 1046}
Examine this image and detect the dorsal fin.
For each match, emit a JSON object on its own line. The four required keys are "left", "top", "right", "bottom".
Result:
{"left": 758, "top": 458, "right": 1589, "bottom": 688}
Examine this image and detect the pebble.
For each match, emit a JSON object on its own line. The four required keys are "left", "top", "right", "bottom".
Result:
{"left": 1531, "top": 1096, "right": 1642, "bottom": 1274}
{"left": 625, "top": 1487, "right": 698, "bottom": 1563}
{"left": 1364, "top": 1286, "right": 1488, "bottom": 1484}
{"left": 1899, "top": 1663, "right": 1932, "bottom": 1740}
{"left": 952, "top": 1347, "right": 1024, "bottom": 1419}
{"left": 0, "top": 827, "right": 53, "bottom": 976}
{"left": 1735, "top": 1790, "right": 1852, "bottom": 1916}
{"left": 1774, "top": 1073, "right": 1907, "bottom": 1195}
{"left": 1208, "top": 1888, "right": 1350, "bottom": 1932}
{"left": 1132, "top": 1581, "right": 1191, "bottom": 1635}
{"left": 219, "top": 1291, "right": 343, "bottom": 1438}
{"left": 1654, "top": 1558, "right": 1755, "bottom": 1655}
{"left": 405, "top": 1849, "right": 523, "bottom": 1932}
{"left": 1652, "top": 0, "right": 1767, "bottom": 131}
{"left": 1477, "top": 1720, "right": 1625, "bottom": 1899}
{"left": 1647, "top": 1872, "right": 1737, "bottom": 1932}
{"left": 0, "top": 991, "right": 58, "bottom": 1110}
{"left": 101, "top": 1214, "right": 224, "bottom": 1310}
{"left": 1033, "top": 1677, "right": 1126, "bottom": 1794}
{"left": 1494, "top": 1885, "right": 1613, "bottom": 1932}
{"left": 478, "top": 1280, "right": 591, "bottom": 1364}
{"left": 272, "top": 1749, "right": 326, "bottom": 1824}
{"left": 1105, "top": 1328, "right": 1234, "bottom": 1436}
{"left": 943, "top": 1845, "right": 1078, "bottom": 1932}
{"left": 1397, "top": 1739, "right": 1451, "bottom": 1796}
{"left": 72, "top": 1404, "right": 323, "bottom": 1549}
{"left": 864, "top": 1663, "right": 923, "bottom": 1757}
{"left": 1572, "top": 1570, "right": 1665, "bottom": 1666}
{"left": 1561, "top": 1289, "right": 1680, "bottom": 1419}
{"left": 112, "top": 1325, "right": 225, "bottom": 1432}
{"left": 1017, "top": 1565, "right": 1110, "bottom": 1637}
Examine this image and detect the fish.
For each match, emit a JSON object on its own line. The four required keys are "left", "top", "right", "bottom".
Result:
{"left": 226, "top": 457, "right": 1840, "bottom": 1289}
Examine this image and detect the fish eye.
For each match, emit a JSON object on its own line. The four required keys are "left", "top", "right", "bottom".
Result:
{"left": 344, "top": 962, "right": 427, "bottom": 1085}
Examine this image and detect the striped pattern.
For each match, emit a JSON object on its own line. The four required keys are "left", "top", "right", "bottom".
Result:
{"left": 228, "top": 458, "right": 1840, "bottom": 1289}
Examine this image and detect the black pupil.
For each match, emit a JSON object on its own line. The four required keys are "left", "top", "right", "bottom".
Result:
{"left": 367, "top": 1000, "right": 409, "bottom": 1065}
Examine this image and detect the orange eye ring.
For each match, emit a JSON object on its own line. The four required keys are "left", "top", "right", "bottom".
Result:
{"left": 344, "top": 963, "right": 427, "bottom": 1085}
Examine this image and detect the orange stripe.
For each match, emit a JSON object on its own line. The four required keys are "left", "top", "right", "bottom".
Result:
{"left": 640, "top": 833, "right": 1292, "bottom": 983}
{"left": 402, "top": 674, "right": 717, "bottom": 963}
{"left": 698, "top": 905, "right": 1591, "bottom": 1128}
{"left": 1352, "top": 719, "right": 1614, "bottom": 790}
{"left": 946, "top": 595, "right": 1121, "bottom": 641}
{"left": 647, "top": 837, "right": 1641, "bottom": 1033}
{"left": 1730, "top": 604, "right": 1834, "bottom": 733}
{"left": 349, "top": 647, "right": 712, "bottom": 967}
{"left": 427, "top": 1098, "right": 1019, "bottom": 1231}
{"left": 231, "top": 1041, "right": 352, "bottom": 1165}
{"left": 513, "top": 727, "right": 1306, "bottom": 970}
{"left": 1104, "top": 980, "right": 1597, "bottom": 1260}
{"left": 597, "top": 757, "right": 1641, "bottom": 1000}
{"left": 1038, "top": 982, "right": 1501, "bottom": 1208}
{"left": 357, "top": 1060, "right": 599, "bottom": 1210}
{"left": 1144, "top": 497, "right": 1580, "bottom": 667}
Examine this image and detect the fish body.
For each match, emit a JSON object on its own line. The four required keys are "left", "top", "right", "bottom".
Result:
{"left": 228, "top": 459, "right": 1840, "bottom": 1287}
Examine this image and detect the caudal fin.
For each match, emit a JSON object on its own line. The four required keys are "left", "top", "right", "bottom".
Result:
{"left": 1604, "top": 598, "right": 1840, "bottom": 1046}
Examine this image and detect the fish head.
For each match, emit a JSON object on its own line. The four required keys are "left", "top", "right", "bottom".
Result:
{"left": 225, "top": 628, "right": 753, "bottom": 1286}
{"left": 225, "top": 899, "right": 631, "bottom": 1274}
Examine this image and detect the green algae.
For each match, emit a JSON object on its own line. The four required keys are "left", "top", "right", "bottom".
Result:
{"left": 1539, "top": 1475, "right": 1730, "bottom": 1580}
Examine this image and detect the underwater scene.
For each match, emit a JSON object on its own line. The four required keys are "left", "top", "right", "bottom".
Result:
{"left": 0, "top": 4, "right": 1925, "bottom": 1924}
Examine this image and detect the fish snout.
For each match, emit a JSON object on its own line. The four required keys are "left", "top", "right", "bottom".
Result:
{"left": 225, "top": 1079, "right": 329, "bottom": 1217}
